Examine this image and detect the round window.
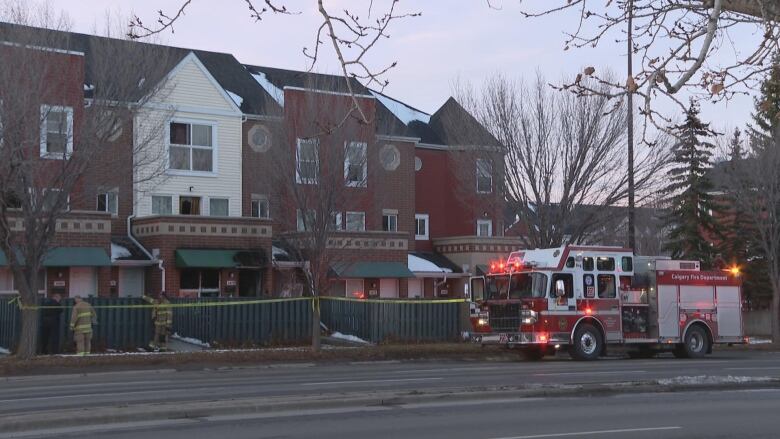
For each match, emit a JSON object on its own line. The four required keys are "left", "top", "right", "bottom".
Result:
{"left": 248, "top": 124, "right": 271, "bottom": 152}
{"left": 379, "top": 144, "right": 400, "bottom": 171}
{"left": 414, "top": 156, "right": 422, "bottom": 172}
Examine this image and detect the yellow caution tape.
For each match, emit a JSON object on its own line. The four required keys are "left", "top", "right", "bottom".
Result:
{"left": 8, "top": 295, "right": 464, "bottom": 310}
{"left": 319, "top": 296, "right": 466, "bottom": 304}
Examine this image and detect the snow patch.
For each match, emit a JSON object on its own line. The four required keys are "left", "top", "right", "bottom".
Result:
{"left": 111, "top": 243, "right": 132, "bottom": 261}
{"left": 748, "top": 337, "right": 773, "bottom": 345}
{"left": 371, "top": 91, "right": 430, "bottom": 125}
{"left": 331, "top": 332, "right": 371, "bottom": 344}
{"left": 251, "top": 72, "right": 284, "bottom": 107}
{"left": 171, "top": 333, "right": 211, "bottom": 348}
{"left": 408, "top": 254, "right": 452, "bottom": 273}
{"left": 226, "top": 90, "right": 243, "bottom": 108}
{"left": 656, "top": 375, "right": 775, "bottom": 386}
{"left": 0, "top": 346, "right": 10, "bottom": 355}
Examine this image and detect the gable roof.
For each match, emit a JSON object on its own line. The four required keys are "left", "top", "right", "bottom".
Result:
{"left": 0, "top": 22, "right": 279, "bottom": 116}
{"left": 428, "top": 97, "right": 501, "bottom": 147}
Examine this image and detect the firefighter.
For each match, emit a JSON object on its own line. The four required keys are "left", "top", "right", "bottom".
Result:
{"left": 150, "top": 292, "right": 173, "bottom": 351}
{"left": 69, "top": 296, "right": 97, "bottom": 356}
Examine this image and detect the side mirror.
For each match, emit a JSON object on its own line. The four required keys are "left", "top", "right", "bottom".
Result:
{"left": 555, "top": 280, "right": 566, "bottom": 298}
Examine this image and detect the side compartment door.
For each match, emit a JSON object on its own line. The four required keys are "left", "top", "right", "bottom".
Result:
{"left": 657, "top": 285, "right": 680, "bottom": 338}
{"left": 716, "top": 285, "right": 742, "bottom": 338}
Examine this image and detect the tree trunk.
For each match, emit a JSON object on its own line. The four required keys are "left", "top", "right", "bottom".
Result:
{"left": 311, "top": 302, "right": 321, "bottom": 353}
{"left": 16, "top": 307, "right": 39, "bottom": 359}
{"left": 772, "top": 286, "right": 780, "bottom": 345}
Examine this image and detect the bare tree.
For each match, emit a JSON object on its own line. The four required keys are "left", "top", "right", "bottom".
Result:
{"left": 128, "top": 0, "right": 419, "bottom": 125}
{"left": 456, "top": 73, "right": 669, "bottom": 248}
{"left": 0, "top": 6, "right": 174, "bottom": 359}
{"left": 521, "top": 1, "right": 780, "bottom": 134}
{"left": 724, "top": 129, "right": 780, "bottom": 343}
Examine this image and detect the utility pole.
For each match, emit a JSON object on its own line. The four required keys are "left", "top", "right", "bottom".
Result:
{"left": 627, "top": 0, "right": 636, "bottom": 251}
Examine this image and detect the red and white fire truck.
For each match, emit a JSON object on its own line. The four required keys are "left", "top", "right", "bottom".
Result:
{"left": 467, "top": 246, "right": 744, "bottom": 360}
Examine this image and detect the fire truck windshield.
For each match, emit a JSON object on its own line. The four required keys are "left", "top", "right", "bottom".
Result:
{"left": 486, "top": 273, "right": 548, "bottom": 300}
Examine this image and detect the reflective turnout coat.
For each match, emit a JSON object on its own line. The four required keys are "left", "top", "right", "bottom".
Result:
{"left": 70, "top": 301, "right": 97, "bottom": 334}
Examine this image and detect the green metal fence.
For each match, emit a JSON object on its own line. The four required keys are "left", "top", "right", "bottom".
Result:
{"left": 320, "top": 298, "right": 462, "bottom": 343}
{"left": 0, "top": 296, "right": 463, "bottom": 354}
{"left": 170, "top": 298, "right": 312, "bottom": 347}
{"left": 0, "top": 296, "right": 20, "bottom": 352}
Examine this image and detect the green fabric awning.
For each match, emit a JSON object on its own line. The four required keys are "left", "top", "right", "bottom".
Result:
{"left": 176, "top": 249, "right": 238, "bottom": 268}
{"left": 0, "top": 247, "right": 110, "bottom": 267}
{"left": 44, "top": 247, "right": 111, "bottom": 267}
{"left": 331, "top": 262, "right": 414, "bottom": 279}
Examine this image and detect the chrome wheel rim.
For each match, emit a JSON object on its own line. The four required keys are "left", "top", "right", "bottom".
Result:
{"left": 581, "top": 332, "right": 597, "bottom": 355}
{"left": 689, "top": 332, "right": 704, "bottom": 352}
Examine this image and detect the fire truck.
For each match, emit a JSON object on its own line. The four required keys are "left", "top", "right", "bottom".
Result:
{"left": 467, "top": 246, "right": 744, "bottom": 360}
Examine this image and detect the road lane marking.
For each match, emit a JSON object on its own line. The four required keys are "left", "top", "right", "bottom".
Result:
{"left": 532, "top": 370, "right": 646, "bottom": 377}
{"left": 488, "top": 426, "right": 682, "bottom": 438}
{"left": 724, "top": 367, "right": 780, "bottom": 371}
{"left": 300, "top": 377, "right": 443, "bottom": 386}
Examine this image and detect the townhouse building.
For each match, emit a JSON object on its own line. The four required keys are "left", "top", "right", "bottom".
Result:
{"left": 0, "top": 22, "right": 522, "bottom": 300}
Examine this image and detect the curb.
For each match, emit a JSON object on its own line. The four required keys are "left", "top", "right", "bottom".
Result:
{"left": 2, "top": 379, "right": 780, "bottom": 433}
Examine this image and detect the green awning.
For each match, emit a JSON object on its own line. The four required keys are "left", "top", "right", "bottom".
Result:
{"left": 175, "top": 249, "right": 267, "bottom": 268}
{"left": 331, "top": 262, "right": 414, "bottom": 279}
{"left": 0, "top": 247, "right": 110, "bottom": 267}
{"left": 44, "top": 247, "right": 111, "bottom": 267}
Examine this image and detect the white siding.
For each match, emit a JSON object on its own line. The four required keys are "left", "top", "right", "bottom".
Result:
{"left": 134, "top": 54, "right": 243, "bottom": 217}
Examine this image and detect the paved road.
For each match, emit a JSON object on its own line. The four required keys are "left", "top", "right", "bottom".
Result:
{"left": 5, "top": 388, "right": 780, "bottom": 438}
{"left": 2, "top": 350, "right": 779, "bottom": 415}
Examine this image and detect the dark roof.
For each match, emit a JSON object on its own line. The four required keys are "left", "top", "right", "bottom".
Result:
{"left": 110, "top": 237, "right": 152, "bottom": 262}
{"left": 428, "top": 97, "right": 501, "bottom": 147}
{"left": 0, "top": 22, "right": 278, "bottom": 116}
{"left": 410, "top": 252, "right": 462, "bottom": 273}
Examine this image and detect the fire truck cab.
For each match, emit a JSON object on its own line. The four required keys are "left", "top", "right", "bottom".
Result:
{"left": 466, "top": 245, "right": 744, "bottom": 360}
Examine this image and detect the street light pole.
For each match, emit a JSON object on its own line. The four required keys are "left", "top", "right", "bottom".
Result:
{"left": 627, "top": 0, "right": 636, "bottom": 251}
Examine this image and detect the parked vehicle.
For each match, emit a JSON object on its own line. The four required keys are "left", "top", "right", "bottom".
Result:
{"left": 466, "top": 246, "right": 744, "bottom": 360}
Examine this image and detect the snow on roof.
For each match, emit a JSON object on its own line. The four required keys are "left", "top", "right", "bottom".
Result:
{"left": 408, "top": 254, "right": 452, "bottom": 273}
{"left": 111, "top": 243, "right": 132, "bottom": 261}
{"left": 272, "top": 245, "right": 289, "bottom": 259}
{"left": 251, "top": 71, "right": 285, "bottom": 107}
{"left": 226, "top": 89, "right": 243, "bottom": 108}
{"left": 371, "top": 91, "right": 430, "bottom": 125}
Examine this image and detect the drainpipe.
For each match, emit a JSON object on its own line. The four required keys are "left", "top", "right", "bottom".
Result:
{"left": 127, "top": 214, "right": 164, "bottom": 293}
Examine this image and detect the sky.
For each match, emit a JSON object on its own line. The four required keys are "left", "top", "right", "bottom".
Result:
{"left": 43, "top": 0, "right": 760, "bottom": 137}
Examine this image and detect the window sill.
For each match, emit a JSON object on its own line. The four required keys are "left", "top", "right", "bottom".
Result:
{"left": 415, "top": 236, "right": 429, "bottom": 241}
{"left": 166, "top": 169, "right": 218, "bottom": 178}
{"left": 40, "top": 152, "right": 71, "bottom": 160}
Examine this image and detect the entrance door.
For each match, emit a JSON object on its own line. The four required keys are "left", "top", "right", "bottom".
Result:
{"left": 69, "top": 267, "right": 97, "bottom": 297}
{"left": 379, "top": 278, "right": 398, "bottom": 298}
{"left": 239, "top": 270, "right": 262, "bottom": 297}
{"left": 118, "top": 268, "right": 145, "bottom": 297}
{"left": 408, "top": 278, "right": 422, "bottom": 298}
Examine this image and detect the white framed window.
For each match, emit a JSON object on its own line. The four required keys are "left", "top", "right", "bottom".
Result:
{"left": 209, "top": 198, "right": 229, "bottom": 217}
{"left": 415, "top": 214, "right": 429, "bottom": 240}
{"left": 40, "top": 105, "right": 73, "bottom": 159}
{"left": 477, "top": 219, "right": 493, "bottom": 237}
{"left": 345, "top": 211, "right": 366, "bottom": 232}
{"left": 168, "top": 120, "right": 215, "bottom": 173}
{"left": 36, "top": 188, "right": 69, "bottom": 212}
{"left": 96, "top": 190, "right": 118, "bottom": 215}
{"left": 382, "top": 213, "right": 398, "bottom": 232}
{"left": 331, "top": 211, "right": 343, "bottom": 230}
{"left": 344, "top": 141, "right": 367, "bottom": 187}
{"left": 476, "top": 158, "right": 493, "bottom": 194}
{"left": 296, "top": 138, "right": 319, "bottom": 184}
{"left": 251, "top": 195, "right": 269, "bottom": 219}
{"left": 151, "top": 195, "right": 173, "bottom": 215}
{"left": 297, "top": 209, "right": 316, "bottom": 232}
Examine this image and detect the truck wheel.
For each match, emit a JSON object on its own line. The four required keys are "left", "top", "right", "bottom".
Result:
{"left": 570, "top": 323, "right": 602, "bottom": 361}
{"left": 680, "top": 325, "right": 709, "bottom": 359}
{"left": 520, "top": 347, "right": 545, "bottom": 361}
